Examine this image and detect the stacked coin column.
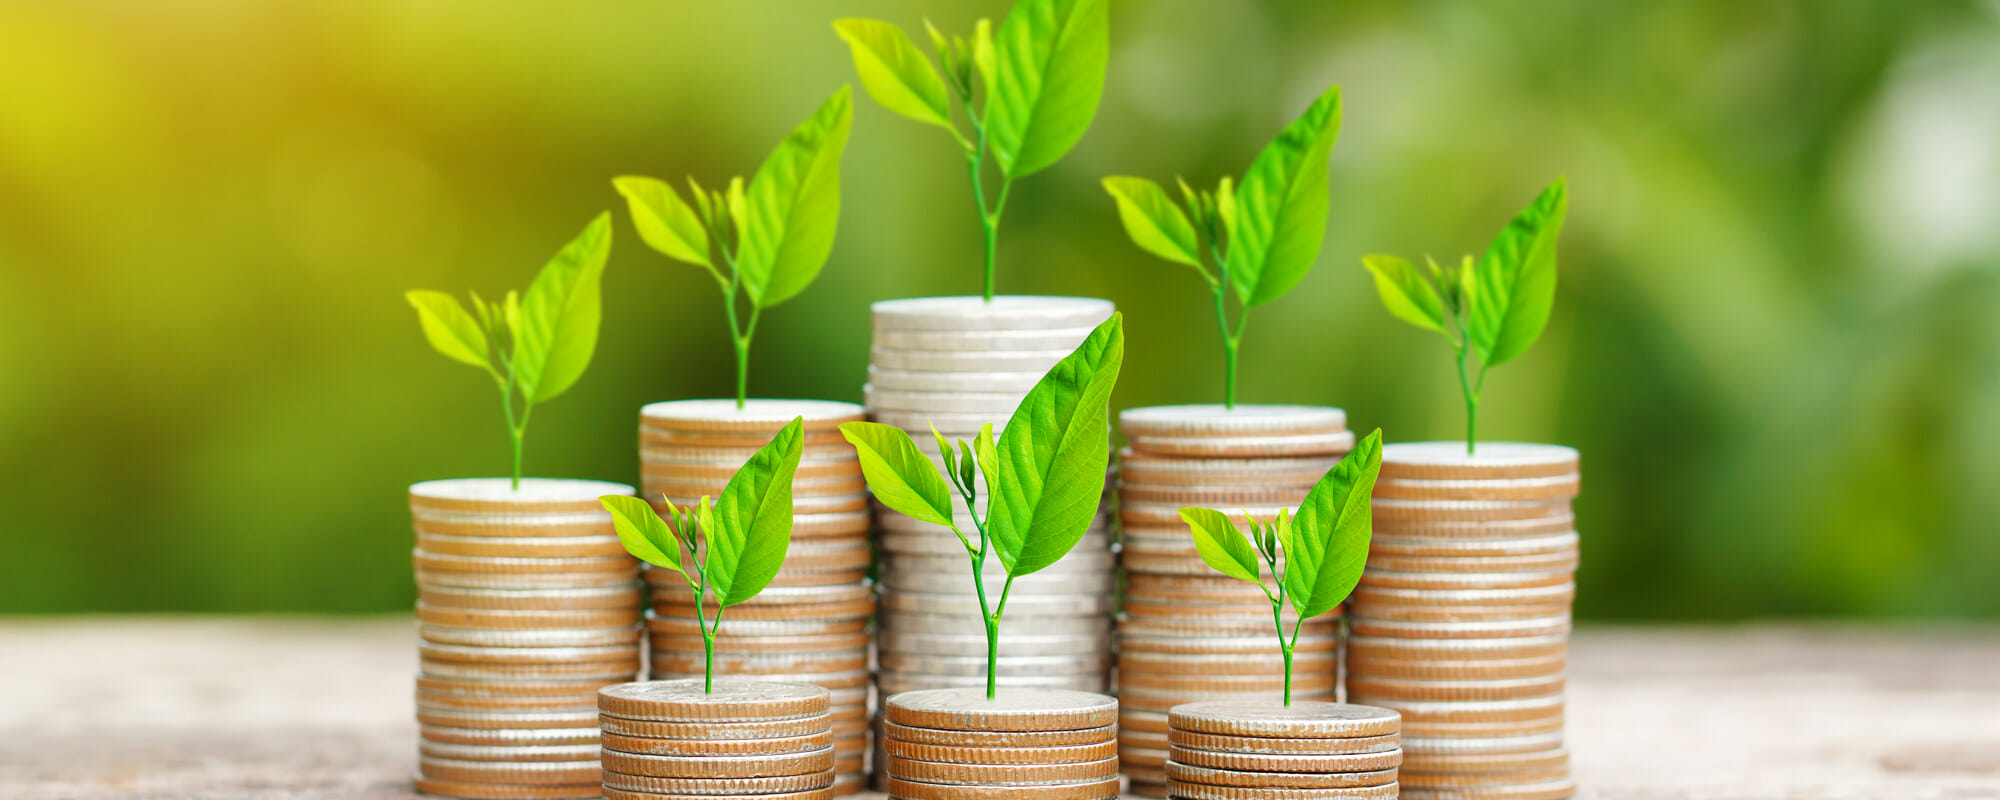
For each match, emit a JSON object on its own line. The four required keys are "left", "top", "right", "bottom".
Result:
{"left": 882, "top": 688, "right": 1121, "bottom": 800}
{"left": 1114, "top": 405, "right": 1354, "bottom": 796}
{"left": 1345, "top": 442, "right": 1581, "bottom": 800}
{"left": 637, "top": 400, "right": 875, "bottom": 795}
{"left": 1163, "top": 702, "right": 1402, "bottom": 800}
{"left": 864, "top": 297, "right": 1119, "bottom": 699}
{"left": 409, "top": 478, "right": 644, "bottom": 800}
{"left": 597, "top": 679, "right": 836, "bottom": 799}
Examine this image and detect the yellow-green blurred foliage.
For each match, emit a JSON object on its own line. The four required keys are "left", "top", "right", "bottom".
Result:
{"left": 2, "top": 1, "right": 1997, "bottom": 617}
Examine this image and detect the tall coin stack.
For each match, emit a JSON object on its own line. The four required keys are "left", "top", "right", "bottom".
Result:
{"left": 882, "top": 689, "right": 1121, "bottom": 800}
{"left": 863, "top": 296, "right": 1119, "bottom": 700}
{"left": 1164, "top": 702, "right": 1402, "bottom": 800}
{"left": 597, "top": 679, "right": 837, "bottom": 799}
{"left": 410, "top": 478, "right": 644, "bottom": 800}
{"left": 1345, "top": 442, "right": 1581, "bottom": 800}
{"left": 1114, "top": 405, "right": 1355, "bottom": 796}
{"left": 637, "top": 400, "right": 875, "bottom": 794}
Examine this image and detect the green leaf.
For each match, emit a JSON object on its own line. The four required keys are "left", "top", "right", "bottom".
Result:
{"left": 406, "top": 290, "right": 490, "bottom": 370}
{"left": 737, "top": 87, "right": 853, "bottom": 309}
{"left": 986, "top": 0, "right": 1109, "bottom": 178}
{"left": 687, "top": 176, "right": 715, "bottom": 227}
{"left": 931, "top": 423, "right": 959, "bottom": 487}
{"left": 1363, "top": 254, "right": 1447, "bottom": 334}
{"left": 974, "top": 423, "right": 1000, "bottom": 515}
{"left": 971, "top": 19, "right": 996, "bottom": 93}
{"left": 1102, "top": 176, "right": 1203, "bottom": 270}
{"left": 1226, "top": 85, "right": 1342, "bottom": 308}
{"left": 841, "top": 421, "right": 955, "bottom": 527}
{"left": 1283, "top": 429, "right": 1382, "bottom": 620}
{"left": 705, "top": 417, "right": 805, "bottom": 607}
{"left": 613, "top": 175, "right": 720, "bottom": 285}
{"left": 726, "top": 177, "right": 746, "bottom": 235}
{"left": 511, "top": 213, "right": 611, "bottom": 404}
{"left": 1468, "top": 179, "right": 1568, "bottom": 367}
{"left": 599, "top": 494, "right": 684, "bottom": 577}
{"left": 987, "top": 313, "right": 1124, "bottom": 576}
{"left": 956, "top": 439, "right": 978, "bottom": 494}
{"left": 1180, "top": 506, "right": 1260, "bottom": 583}
{"left": 834, "top": 19, "right": 956, "bottom": 132}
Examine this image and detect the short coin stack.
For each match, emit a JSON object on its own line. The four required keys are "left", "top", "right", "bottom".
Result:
{"left": 409, "top": 477, "right": 644, "bottom": 800}
{"left": 1164, "top": 701, "right": 1402, "bottom": 800}
{"left": 1115, "top": 405, "right": 1355, "bottom": 796}
{"left": 1345, "top": 442, "right": 1581, "bottom": 800}
{"left": 597, "top": 679, "right": 836, "bottom": 800}
{"left": 882, "top": 688, "right": 1120, "bottom": 800}
{"left": 637, "top": 399, "right": 874, "bottom": 794}
{"left": 864, "top": 297, "right": 1119, "bottom": 699}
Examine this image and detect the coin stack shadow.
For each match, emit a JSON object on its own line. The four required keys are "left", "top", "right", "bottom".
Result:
{"left": 410, "top": 477, "right": 645, "bottom": 800}
{"left": 637, "top": 400, "right": 875, "bottom": 795}
{"left": 1114, "top": 405, "right": 1355, "bottom": 796}
{"left": 1345, "top": 442, "right": 1581, "bottom": 800}
{"left": 597, "top": 679, "right": 837, "bottom": 799}
{"left": 863, "top": 298, "right": 1120, "bottom": 754}
{"left": 881, "top": 688, "right": 1121, "bottom": 800}
{"left": 1163, "top": 702, "right": 1402, "bottom": 800}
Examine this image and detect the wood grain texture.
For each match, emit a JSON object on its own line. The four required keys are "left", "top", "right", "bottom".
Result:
{"left": 2, "top": 618, "right": 1997, "bottom": 799}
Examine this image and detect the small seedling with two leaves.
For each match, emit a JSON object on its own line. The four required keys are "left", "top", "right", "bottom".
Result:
{"left": 406, "top": 214, "right": 613, "bottom": 489}
{"left": 834, "top": 0, "right": 1109, "bottom": 300}
{"left": 1180, "top": 428, "right": 1383, "bottom": 706}
{"left": 840, "top": 314, "right": 1124, "bottom": 699}
{"left": 1363, "top": 180, "right": 1568, "bottom": 454}
{"left": 1103, "top": 86, "right": 1343, "bottom": 409}
{"left": 615, "top": 88, "right": 854, "bottom": 408}
{"left": 598, "top": 418, "right": 806, "bottom": 693}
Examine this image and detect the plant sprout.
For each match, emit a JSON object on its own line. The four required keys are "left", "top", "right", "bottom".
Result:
{"left": 405, "top": 213, "right": 613, "bottom": 489}
{"left": 615, "top": 87, "right": 853, "bottom": 409}
{"left": 841, "top": 314, "right": 1124, "bottom": 698}
{"left": 1103, "top": 86, "right": 1343, "bottom": 408}
{"left": 1363, "top": 180, "right": 1568, "bottom": 454}
{"left": 1179, "top": 428, "right": 1382, "bottom": 705}
{"left": 599, "top": 418, "right": 805, "bottom": 693}
{"left": 835, "top": 0, "right": 1109, "bottom": 301}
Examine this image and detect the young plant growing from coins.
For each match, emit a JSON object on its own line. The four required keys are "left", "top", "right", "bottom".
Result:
{"left": 405, "top": 213, "right": 613, "bottom": 490}
{"left": 1102, "top": 85, "right": 1342, "bottom": 409}
{"left": 1179, "top": 428, "right": 1383, "bottom": 705}
{"left": 834, "top": 0, "right": 1108, "bottom": 301}
{"left": 597, "top": 418, "right": 806, "bottom": 693}
{"left": 1362, "top": 179, "right": 1568, "bottom": 454}
{"left": 840, "top": 314, "right": 1124, "bottom": 699}
{"left": 614, "top": 87, "right": 854, "bottom": 409}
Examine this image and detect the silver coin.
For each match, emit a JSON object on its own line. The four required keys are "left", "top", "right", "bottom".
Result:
{"left": 875, "top": 670, "right": 1110, "bottom": 695}
{"left": 417, "top": 625, "right": 643, "bottom": 648}
{"left": 1126, "top": 430, "right": 1356, "bottom": 459}
{"left": 879, "top": 611, "right": 1111, "bottom": 638}
{"left": 879, "top": 589, "right": 1115, "bottom": 617}
{"left": 863, "top": 385, "right": 1030, "bottom": 415}
{"left": 1119, "top": 404, "right": 1347, "bottom": 437}
{"left": 639, "top": 444, "right": 858, "bottom": 467}
{"left": 880, "top": 629, "right": 1114, "bottom": 657}
{"left": 881, "top": 567, "right": 1114, "bottom": 596}
{"left": 870, "top": 296, "right": 1114, "bottom": 331}
{"left": 870, "top": 325, "right": 1099, "bottom": 352}
{"left": 867, "top": 366, "right": 1044, "bottom": 393}
{"left": 877, "top": 503, "right": 1113, "bottom": 533}
{"left": 869, "top": 346, "right": 1077, "bottom": 374}
{"left": 880, "top": 651, "right": 1113, "bottom": 678}
{"left": 879, "top": 533, "right": 1113, "bottom": 559}
{"left": 417, "top": 741, "right": 600, "bottom": 761}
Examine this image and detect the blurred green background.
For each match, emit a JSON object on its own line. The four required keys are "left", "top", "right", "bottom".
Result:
{"left": 2, "top": 0, "right": 1996, "bottom": 618}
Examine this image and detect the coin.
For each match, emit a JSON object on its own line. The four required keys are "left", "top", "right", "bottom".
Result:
{"left": 416, "top": 567, "right": 643, "bottom": 591}
{"left": 1169, "top": 731, "right": 1400, "bottom": 756}
{"left": 881, "top": 776, "right": 1120, "bottom": 800}
{"left": 878, "top": 589, "right": 1116, "bottom": 617}
{"left": 878, "top": 611, "right": 1110, "bottom": 637}
{"left": 601, "top": 770, "right": 837, "bottom": 795}
{"left": 639, "top": 398, "right": 863, "bottom": 430}
{"left": 870, "top": 296, "right": 1115, "bottom": 331}
{"left": 417, "top": 604, "right": 643, "bottom": 629}
{"left": 1116, "top": 649, "right": 1335, "bottom": 673}
{"left": 1164, "top": 761, "right": 1400, "bottom": 788}
{"left": 867, "top": 366, "right": 1045, "bottom": 393}
{"left": 649, "top": 652, "right": 869, "bottom": 676}
{"left": 870, "top": 347, "right": 1076, "bottom": 374}
{"left": 1370, "top": 516, "right": 1578, "bottom": 540}
{"left": 419, "top": 642, "right": 641, "bottom": 665}
{"left": 603, "top": 788, "right": 833, "bottom": 800}
{"left": 413, "top": 550, "right": 638, "bottom": 576}
{"left": 1372, "top": 474, "right": 1580, "bottom": 502}
{"left": 1169, "top": 702, "right": 1401, "bottom": 740}
{"left": 1344, "top": 695, "right": 1563, "bottom": 724}
{"left": 419, "top": 625, "right": 642, "bottom": 649}
{"left": 647, "top": 631, "right": 871, "bottom": 655}
{"left": 411, "top": 776, "right": 602, "bottom": 799}
{"left": 884, "top": 754, "right": 1117, "bottom": 785}
{"left": 599, "top": 730, "right": 833, "bottom": 757}
{"left": 1128, "top": 431, "right": 1355, "bottom": 459}
{"left": 1119, "top": 451, "right": 1340, "bottom": 488}
{"left": 1369, "top": 498, "right": 1570, "bottom": 524}
{"left": 410, "top": 478, "right": 636, "bottom": 515}
{"left": 1363, "top": 553, "right": 1579, "bottom": 575}
{"left": 1345, "top": 654, "right": 1567, "bottom": 681}
{"left": 417, "top": 757, "right": 599, "bottom": 785}
{"left": 876, "top": 672, "right": 1111, "bottom": 695}
{"left": 644, "top": 616, "right": 869, "bottom": 638}
{"left": 1346, "top": 616, "right": 1571, "bottom": 640}
{"left": 599, "top": 746, "right": 834, "bottom": 779}
{"left": 1367, "top": 533, "right": 1579, "bottom": 558}
{"left": 417, "top": 533, "right": 631, "bottom": 559}
{"left": 1117, "top": 671, "right": 1336, "bottom": 694}
{"left": 598, "top": 679, "right": 830, "bottom": 722}
{"left": 1401, "top": 733, "right": 1565, "bottom": 756}
{"left": 419, "top": 741, "right": 601, "bottom": 762}
{"left": 1391, "top": 777, "right": 1577, "bottom": 799}
{"left": 1396, "top": 744, "right": 1568, "bottom": 774}
{"left": 421, "top": 726, "right": 601, "bottom": 748}
{"left": 884, "top": 688, "right": 1117, "bottom": 732}
{"left": 597, "top": 712, "right": 832, "bottom": 741}
{"left": 1120, "top": 405, "right": 1348, "bottom": 438}
{"left": 1377, "top": 442, "right": 1578, "bottom": 481}
{"left": 870, "top": 325, "right": 1099, "bottom": 352}
{"left": 417, "top": 708, "right": 603, "bottom": 730}
{"left": 417, "top": 693, "right": 600, "bottom": 714}
{"left": 864, "top": 386, "right": 1030, "bottom": 414}
{"left": 880, "top": 652, "right": 1112, "bottom": 678}
{"left": 879, "top": 630, "right": 1113, "bottom": 657}
{"left": 418, "top": 658, "right": 638, "bottom": 682}
{"left": 1164, "top": 780, "right": 1400, "bottom": 800}
{"left": 882, "top": 721, "right": 1115, "bottom": 748}
{"left": 1349, "top": 584, "right": 1576, "bottom": 609}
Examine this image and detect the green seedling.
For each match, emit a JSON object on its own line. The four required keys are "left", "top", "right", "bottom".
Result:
{"left": 405, "top": 213, "right": 613, "bottom": 489}
{"left": 835, "top": 0, "right": 1109, "bottom": 301}
{"left": 840, "top": 314, "right": 1124, "bottom": 699}
{"left": 599, "top": 418, "right": 806, "bottom": 693}
{"left": 1103, "top": 86, "right": 1343, "bottom": 409}
{"left": 614, "top": 87, "right": 854, "bottom": 409}
{"left": 1363, "top": 180, "right": 1568, "bottom": 454}
{"left": 1179, "top": 428, "right": 1382, "bottom": 705}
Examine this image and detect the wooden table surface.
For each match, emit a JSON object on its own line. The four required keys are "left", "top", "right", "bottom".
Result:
{"left": 3, "top": 618, "right": 1997, "bottom": 799}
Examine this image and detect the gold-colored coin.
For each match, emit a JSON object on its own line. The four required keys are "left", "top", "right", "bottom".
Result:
{"left": 1371, "top": 474, "right": 1580, "bottom": 502}
{"left": 411, "top": 776, "right": 601, "bottom": 799}
{"left": 885, "top": 754, "right": 1117, "bottom": 785}
{"left": 416, "top": 604, "right": 642, "bottom": 629}
{"left": 883, "top": 739, "right": 1117, "bottom": 765}
{"left": 596, "top": 712, "right": 831, "bottom": 741}
{"left": 419, "top": 725, "right": 599, "bottom": 748}
{"left": 1165, "top": 760, "right": 1400, "bottom": 788}
{"left": 597, "top": 678, "right": 830, "bottom": 722}
{"left": 603, "top": 788, "right": 832, "bottom": 800}
{"left": 882, "top": 721, "right": 1115, "bottom": 748}
{"left": 1168, "top": 702, "right": 1400, "bottom": 740}
{"left": 884, "top": 688, "right": 1117, "bottom": 733}
{"left": 599, "top": 746, "right": 834, "bottom": 779}
{"left": 417, "top": 741, "right": 599, "bottom": 762}
{"left": 416, "top": 756, "right": 598, "bottom": 785}
{"left": 1169, "top": 730, "right": 1400, "bottom": 756}
{"left": 880, "top": 776, "right": 1120, "bottom": 800}
{"left": 601, "top": 769, "right": 837, "bottom": 795}
{"left": 1164, "top": 780, "right": 1401, "bottom": 800}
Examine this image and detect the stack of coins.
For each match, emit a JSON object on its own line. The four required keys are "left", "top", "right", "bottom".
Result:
{"left": 409, "top": 477, "right": 645, "bottom": 800}
{"left": 881, "top": 688, "right": 1120, "bottom": 800}
{"left": 637, "top": 399, "right": 874, "bottom": 794}
{"left": 1345, "top": 442, "right": 1581, "bottom": 800}
{"left": 864, "top": 296, "right": 1119, "bottom": 700}
{"left": 1164, "top": 702, "right": 1402, "bottom": 800}
{"left": 597, "top": 679, "right": 836, "bottom": 799}
{"left": 1114, "top": 405, "right": 1355, "bottom": 796}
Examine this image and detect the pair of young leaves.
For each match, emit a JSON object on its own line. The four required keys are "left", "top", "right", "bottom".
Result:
{"left": 599, "top": 418, "right": 806, "bottom": 612}
{"left": 405, "top": 214, "right": 614, "bottom": 484}
{"left": 1181, "top": 429, "right": 1383, "bottom": 627}
{"left": 842, "top": 313, "right": 1124, "bottom": 580}
{"left": 1104, "top": 85, "right": 1343, "bottom": 312}
{"left": 835, "top": 0, "right": 1108, "bottom": 180}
